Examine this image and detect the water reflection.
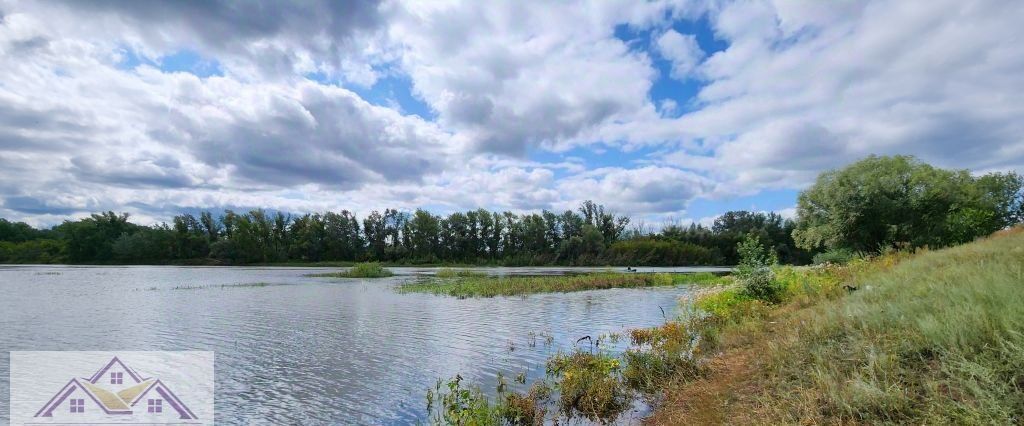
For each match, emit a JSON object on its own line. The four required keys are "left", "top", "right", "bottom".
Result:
{"left": 0, "top": 265, "right": 725, "bottom": 424}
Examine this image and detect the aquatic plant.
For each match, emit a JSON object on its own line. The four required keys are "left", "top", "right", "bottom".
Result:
{"left": 622, "top": 321, "right": 707, "bottom": 394}
{"left": 500, "top": 382, "right": 550, "bottom": 426}
{"left": 400, "top": 272, "right": 724, "bottom": 298}
{"left": 308, "top": 262, "right": 394, "bottom": 278}
{"left": 435, "top": 268, "right": 486, "bottom": 278}
{"left": 546, "top": 351, "right": 630, "bottom": 422}
{"left": 426, "top": 375, "right": 501, "bottom": 425}
{"left": 426, "top": 375, "right": 548, "bottom": 426}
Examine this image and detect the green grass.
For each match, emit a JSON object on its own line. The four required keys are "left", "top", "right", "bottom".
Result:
{"left": 307, "top": 262, "right": 394, "bottom": 278}
{"left": 400, "top": 272, "right": 727, "bottom": 298}
{"left": 433, "top": 267, "right": 487, "bottom": 278}
{"left": 756, "top": 228, "right": 1024, "bottom": 423}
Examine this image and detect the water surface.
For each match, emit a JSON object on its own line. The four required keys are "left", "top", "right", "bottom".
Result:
{"left": 0, "top": 265, "right": 727, "bottom": 424}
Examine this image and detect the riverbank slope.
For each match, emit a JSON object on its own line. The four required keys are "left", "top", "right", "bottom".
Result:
{"left": 651, "top": 227, "right": 1024, "bottom": 424}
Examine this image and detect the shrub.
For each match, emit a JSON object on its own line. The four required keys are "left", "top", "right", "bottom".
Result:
{"left": 812, "top": 248, "right": 859, "bottom": 265}
{"left": 735, "top": 234, "right": 784, "bottom": 303}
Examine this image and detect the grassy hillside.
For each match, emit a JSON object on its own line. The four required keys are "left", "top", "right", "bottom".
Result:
{"left": 653, "top": 227, "right": 1024, "bottom": 424}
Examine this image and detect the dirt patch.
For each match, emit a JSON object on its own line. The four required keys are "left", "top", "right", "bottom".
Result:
{"left": 645, "top": 341, "right": 768, "bottom": 425}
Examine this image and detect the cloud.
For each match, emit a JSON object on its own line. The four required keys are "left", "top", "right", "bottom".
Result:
{"left": 386, "top": 1, "right": 669, "bottom": 155}
{"left": 655, "top": 29, "right": 704, "bottom": 80}
{"left": 69, "top": 152, "right": 197, "bottom": 189}
{"left": 557, "top": 166, "right": 713, "bottom": 215}
{"left": 28, "top": 0, "right": 388, "bottom": 84}
{"left": 2, "top": 195, "right": 81, "bottom": 215}
{"left": 643, "top": 0, "right": 1024, "bottom": 195}
{"left": 0, "top": 0, "right": 1022, "bottom": 227}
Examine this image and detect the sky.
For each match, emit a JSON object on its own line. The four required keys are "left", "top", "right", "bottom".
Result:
{"left": 0, "top": 0, "right": 1022, "bottom": 228}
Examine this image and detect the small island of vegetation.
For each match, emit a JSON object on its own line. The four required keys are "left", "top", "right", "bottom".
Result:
{"left": 400, "top": 271, "right": 727, "bottom": 298}
{"left": 307, "top": 262, "right": 394, "bottom": 278}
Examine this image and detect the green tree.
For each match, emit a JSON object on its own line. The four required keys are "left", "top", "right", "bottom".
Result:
{"left": 793, "top": 155, "right": 1024, "bottom": 252}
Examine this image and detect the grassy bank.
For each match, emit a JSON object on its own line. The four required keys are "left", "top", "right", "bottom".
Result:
{"left": 401, "top": 271, "right": 727, "bottom": 298}
{"left": 306, "top": 262, "right": 394, "bottom": 278}
{"left": 652, "top": 227, "right": 1024, "bottom": 424}
{"left": 421, "top": 228, "right": 1024, "bottom": 424}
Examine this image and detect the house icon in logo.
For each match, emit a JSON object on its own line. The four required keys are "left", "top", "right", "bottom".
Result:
{"left": 33, "top": 356, "right": 198, "bottom": 421}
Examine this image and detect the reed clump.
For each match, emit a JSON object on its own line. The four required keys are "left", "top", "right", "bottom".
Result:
{"left": 307, "top": 262, "right": 394, "bottom": 278}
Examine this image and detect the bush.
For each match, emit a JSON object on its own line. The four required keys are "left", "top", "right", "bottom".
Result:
{"left": 742, "top": 267, "right": 781, "bottom": 303}
{"left": 812, "top": 248, "right": 858, "bottom": 265}
{"left": 735, "top": 234, "right": 784, "bottom": 303}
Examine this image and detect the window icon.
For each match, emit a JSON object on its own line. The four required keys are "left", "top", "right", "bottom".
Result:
{"left": 110, "top": 371, "right": 123, "bottom": 384}
{"left": 70, "top": 398, "right": 85, "bottom": 413}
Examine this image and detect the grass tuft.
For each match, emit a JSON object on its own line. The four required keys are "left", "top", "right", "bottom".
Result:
{"left": 307, "top": 262, "right": 394, "bottom": 278}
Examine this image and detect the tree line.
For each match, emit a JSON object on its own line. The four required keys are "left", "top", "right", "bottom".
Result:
{"left": 1, "top": 156, "right": 1021, "bottom": 266}
{"left": 0, "top": 200, "right": 801, "bottom": 266}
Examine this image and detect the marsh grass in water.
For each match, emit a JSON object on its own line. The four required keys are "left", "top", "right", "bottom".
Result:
{"left": 425, "top": 374, "right": 549, "bottom": 425}
{"left": 307, "top": 262, "right": 394, "bottom": 278}
{"left": 401, "top": 272, "right": 726, "bottom": 298}
{"left": 434, "top": 267, "right": 487, "bottom": 278}
{"left": 145, "top": 282, "right": 283, "bottom": 291}
{"left": 546, "top": 350, "right": 630, "bottom": 422}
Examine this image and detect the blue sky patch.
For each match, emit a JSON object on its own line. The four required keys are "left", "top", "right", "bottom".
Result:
{"left": 116, "top": 47, "right": 223, "bottom": 78}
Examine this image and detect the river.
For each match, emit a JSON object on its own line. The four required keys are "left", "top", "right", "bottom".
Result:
{"left": 0, "top": 265, "right": 728, "bottom": 424}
